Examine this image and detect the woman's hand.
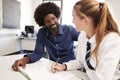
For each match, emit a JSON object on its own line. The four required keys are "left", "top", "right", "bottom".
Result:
{"left": 51, "top": 62, "right": 67, "bottom": 73}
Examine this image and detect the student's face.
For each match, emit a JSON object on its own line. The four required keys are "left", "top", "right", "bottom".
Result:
{"left": 72, "top": 9, "right": 86, "bottom": 31}
{"left": 44, "top": 14, "right": 58, "bottom": 30}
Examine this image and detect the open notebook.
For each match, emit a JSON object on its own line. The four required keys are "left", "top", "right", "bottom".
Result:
{"left": 19, "top": 58, "right": 81, "bottom": 80}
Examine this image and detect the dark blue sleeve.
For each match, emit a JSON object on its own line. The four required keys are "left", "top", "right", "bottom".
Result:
{"left": 25, "top": 29, "right": 44, "bottom": 63}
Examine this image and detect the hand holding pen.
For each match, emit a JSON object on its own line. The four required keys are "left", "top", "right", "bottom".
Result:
{"left": 51, "top": 58, "right": 67, "bottom": 73}
{"left": 51, "top": 58, "right": 59, "bottom": 73}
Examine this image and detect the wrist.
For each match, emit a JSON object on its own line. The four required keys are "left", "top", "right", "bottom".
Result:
{"left": 22, "top": 57, "right": 30, "bottom": 63}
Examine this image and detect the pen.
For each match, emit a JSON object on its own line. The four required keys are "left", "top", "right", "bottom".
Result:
{"left": 55, "top": 58, "right": 60, "bottom": 65}
{"left": 53, "top": 58, "right": 60, "bottom": 73}
{"left": 19, "top": 70, "right": 31, "bottom": 80}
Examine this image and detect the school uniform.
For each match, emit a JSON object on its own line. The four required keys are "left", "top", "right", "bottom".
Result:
{"left": 65, "top": 31, "right": 120, "bottom": 80}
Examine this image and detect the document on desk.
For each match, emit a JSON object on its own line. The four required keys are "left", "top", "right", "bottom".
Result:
{"left": 19, "top": 58, "right": 81, "bottom": 80}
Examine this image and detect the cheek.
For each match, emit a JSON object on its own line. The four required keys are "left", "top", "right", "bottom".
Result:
{"left": 73, "top": 19, "right": 82, "bottom": 31}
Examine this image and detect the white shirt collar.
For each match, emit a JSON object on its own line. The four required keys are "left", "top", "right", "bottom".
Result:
{"left": 78, "top": 30, "right": 96, "bottom": 45}
{"left": 88, "top": 34, "right": 96, "bottom": 44}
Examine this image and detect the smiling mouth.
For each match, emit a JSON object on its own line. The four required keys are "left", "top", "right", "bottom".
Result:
{"left": 45, "top": 23, "right": 57, "bottom": 30}
{"left": 51, "top": 24, "right": 57, "bottom": 28}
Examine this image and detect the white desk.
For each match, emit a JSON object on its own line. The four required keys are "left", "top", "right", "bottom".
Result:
{"left": 0, "top": 54, "right": 27, "bottom": 80}
{"left": 0, "top": 54, "right": 89, "bottom": 80}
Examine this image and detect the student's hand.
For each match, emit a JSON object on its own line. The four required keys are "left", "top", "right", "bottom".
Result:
{"left": 12, "top": 57, "right": 30, "bottom": 71}
{"left": 51, "top": 62, "right": 67, "bottom": 73}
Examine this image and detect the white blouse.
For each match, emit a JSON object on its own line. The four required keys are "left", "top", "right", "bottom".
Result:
{"left": 65, "top": 31, "right": 120, "bottom": 80}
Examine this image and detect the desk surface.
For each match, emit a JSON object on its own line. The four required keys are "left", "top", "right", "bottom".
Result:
{"left": 0, "top": 54, "right": 89, "bottom": 80}
{"left": 0, "top": 54, "right": 27, "bottom": 80}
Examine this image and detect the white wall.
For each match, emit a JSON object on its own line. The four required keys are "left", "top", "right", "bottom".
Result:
{"left": 0, "top": 0, "right": 2, "bottom": 29}
{"left": 19, "top": 0, "right": 33, "bottom": 31}
{"left": 32, "top": 0, "right": 42, "bottom": 31}
{"left": 105, "top": 0, "right": 120, "bottom": 30}
{"left": 62, "top": 0, "right": 79, "bottom": 27}
{"left": 0, "top": 0, "right": 42, "bottom": 32}
{"left": 20, "top": 0, "right": 42, "bottom": 31}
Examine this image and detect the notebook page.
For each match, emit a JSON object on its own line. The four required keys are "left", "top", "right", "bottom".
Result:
{"left": 19, "top": 58, "right": 78, "bottom": 80}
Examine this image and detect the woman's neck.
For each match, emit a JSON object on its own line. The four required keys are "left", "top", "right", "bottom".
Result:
{"left": 87, "top": 28, "right": 96, "bottom": 39}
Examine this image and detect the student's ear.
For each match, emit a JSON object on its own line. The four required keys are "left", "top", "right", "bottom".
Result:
{"left": 84, "top": 17, "right": 89, "bottom": 24}
{"left": 81, "top": 17, "right": 87, "bottom": 27}
{"left": 84, "top": 17, "right": 91, "bottom": 26}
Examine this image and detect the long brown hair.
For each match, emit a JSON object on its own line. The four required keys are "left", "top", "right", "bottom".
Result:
{"left": 74, "top": 0, "right": 119, "bottom": 68}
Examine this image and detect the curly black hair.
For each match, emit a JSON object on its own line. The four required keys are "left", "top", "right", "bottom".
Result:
{"left": 34, "top": 2, "right": 61, "bottom": 27}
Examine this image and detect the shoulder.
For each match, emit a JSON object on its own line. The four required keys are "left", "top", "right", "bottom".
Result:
{"left": 99, "top": 32, "right": 120, "bottom": 62}
{"left": 37, "top": 27, "right": 47, "bottom": 36}
{"left": 60, "top": 24, "right": 75, "bottom": 30}
{"left": 101, "top": 32, "right": 120, "bottom": 47}
{"left": 78, "top": 31, "right": 87, "bottom": 41}
{"left": 104, "top": 32, "right": 120, "bottom": 42}
{"left": 38, "top": 27, "right": 47, "bottom": 33}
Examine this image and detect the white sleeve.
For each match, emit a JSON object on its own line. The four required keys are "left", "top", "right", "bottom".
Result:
{"left": 64, "top": 44, "right": 82, "bottom": 70}
{"left": 64, "top": 31, "right": 87, "bottom": 70}
{"left": 64, "top": 59, "right": 81, "bottom": 70}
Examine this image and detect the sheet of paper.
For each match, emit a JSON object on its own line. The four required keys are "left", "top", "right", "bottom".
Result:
{"left": 19, "top": 58, "right": 78, "bottom": 80}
